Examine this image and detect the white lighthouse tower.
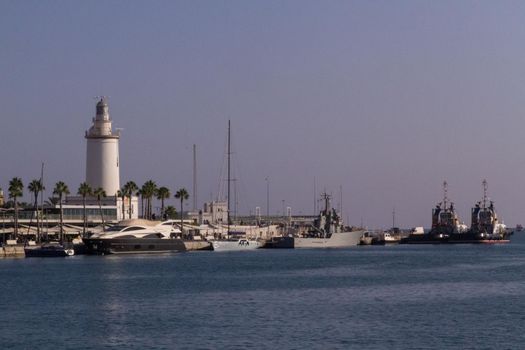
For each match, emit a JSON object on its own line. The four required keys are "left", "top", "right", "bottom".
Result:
{"left": 85, "top": 97, "right": 120, "bottom": 196}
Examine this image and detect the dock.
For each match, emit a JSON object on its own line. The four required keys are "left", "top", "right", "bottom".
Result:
{"left": 1, "top": 244, "right": 25, "bottom": 258}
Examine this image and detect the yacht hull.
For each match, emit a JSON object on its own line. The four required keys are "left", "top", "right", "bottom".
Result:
{"left": 24, "top": 244, "right": 74, "bottom": 257}
{"left": 83, "top": 238, "right": 187, "bottom": 255}
{"left": 294, "top": 230, "right": 364, "bottom": 248}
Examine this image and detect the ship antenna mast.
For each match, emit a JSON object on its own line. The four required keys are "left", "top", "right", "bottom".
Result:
{"left": 392, "top": 206, "right": 396, "bottom": 229}
{"left": 443, "top": 180, "right": 448, "bottom": 209}
{"left": 482, "top": 179, "right": 488, "bottom": 209}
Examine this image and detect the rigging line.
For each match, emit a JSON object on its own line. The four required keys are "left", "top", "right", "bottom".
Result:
{"left": 230, "top": 130, "right": 250, "bottom": 216}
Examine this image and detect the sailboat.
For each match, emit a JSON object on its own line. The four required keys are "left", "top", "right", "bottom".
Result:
{"left": 210, "top": 120, "right": 260, "bottom": 251}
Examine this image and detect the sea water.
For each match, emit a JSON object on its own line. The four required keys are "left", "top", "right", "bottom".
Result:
{"left": 2, "top": 235, "right": 525, "bottom": 349}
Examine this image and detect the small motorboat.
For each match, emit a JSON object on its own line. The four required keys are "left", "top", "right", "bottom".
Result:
{"left": 24, "top": 242, "right": 75, "bottom": 257}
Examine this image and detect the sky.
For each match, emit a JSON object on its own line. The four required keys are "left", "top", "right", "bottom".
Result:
{"left": 2, "top": 0, "right": 525, "bottom": 228}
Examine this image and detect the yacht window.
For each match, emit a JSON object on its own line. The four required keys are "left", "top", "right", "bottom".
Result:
{"left": 143, "top": 233, "right": 162, "bottom": 239}
{"left": 122, "top": 226, "right": 145, "bottom": 232}
{"left": 107, "top": 226, "right": 127, "bottom": 232}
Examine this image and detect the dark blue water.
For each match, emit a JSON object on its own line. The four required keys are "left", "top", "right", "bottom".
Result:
{"left": 2, "top": 235, "right": 525, "bottom": 350}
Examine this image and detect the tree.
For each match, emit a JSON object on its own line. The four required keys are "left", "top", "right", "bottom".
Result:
{"left": 156, "top": 186, "right": 170, "bottom": 219}
{"left": 141, "top": 180, "right": 157, "bottom": 219}
{"left": 28, "top": 179, "right": 45, "bottom": 241}
{"left": 123, "top": 181, "right": 138, "bottom": 219}
{"left": 93, "top": 188, "right": 107, "bottom": 231}
{"left": 8, "top": 177, "right": 23, "bottom": 240}
{"left": 164, "top": 205, "right": 177, "bottom": 220}
{"left": 175, "top": 188, "right": 189, "bottom": 236}
{"left": 77, "top": 182, "right": 92, "bottom": 237}
{"left": 45, "top": 197, "right": 59, "bottom": 206}
{"left": 53, "top": 181, "right": 70, "bottom": 241}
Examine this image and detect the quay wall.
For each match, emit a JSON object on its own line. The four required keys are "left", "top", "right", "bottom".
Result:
{"left": 184, "top": 241, "right": 212, "bottom": 251}
{"left": 1, "top": 245, "right": 25, "bottom": 258}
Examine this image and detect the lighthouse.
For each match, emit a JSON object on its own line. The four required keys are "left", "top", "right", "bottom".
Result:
{"left": 85, "top": 97, "right": 120, "bottom": 196}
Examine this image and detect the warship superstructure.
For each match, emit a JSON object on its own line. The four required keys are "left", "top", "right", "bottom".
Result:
{"left": 294, "top": 193, "right": 363, "bottom": 248}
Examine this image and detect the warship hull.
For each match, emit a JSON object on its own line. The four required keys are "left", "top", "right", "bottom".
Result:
{"left": 294, "top": 230, "right": 364, "bottom": 248}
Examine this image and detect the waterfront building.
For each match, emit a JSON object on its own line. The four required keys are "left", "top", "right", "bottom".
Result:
{"left": 188, "top": 200, "right": 228, "bottom": 224}
{"left": 0, "top": 189, "right": 4, "bottom": 206}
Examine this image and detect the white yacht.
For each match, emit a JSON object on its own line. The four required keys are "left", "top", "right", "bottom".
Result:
{"left": 83, "top": 219, "right": 186, "bottom": 254}
{"left": 211, "top": 238, "right": 261, "bottom": 251}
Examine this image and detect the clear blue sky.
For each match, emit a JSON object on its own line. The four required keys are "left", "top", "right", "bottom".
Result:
{"left": 2, "top": 0, "right": 525, "bottom": 228}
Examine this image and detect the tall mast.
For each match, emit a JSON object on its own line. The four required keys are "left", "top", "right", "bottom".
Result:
{"left": 339, "top": 185, "right": 343, "bottom": 218}
{"left": 227, "top": 120, "right": 231, "bottom": 235}
{"left": 313, "top": 177, "right": 317, "bottom": 214}
{"left": 192, "top": 144, "right": 197, "bottom": 211}
{"left": 266, "top": 177, "right": 270, "bottom": 238}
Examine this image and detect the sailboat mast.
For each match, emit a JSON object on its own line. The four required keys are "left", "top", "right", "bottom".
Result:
{"left": 227, "top": 120, "right": 231, "bottom": 235}
{"left": 193, "top": 144, "right": 197, "bottom": 211}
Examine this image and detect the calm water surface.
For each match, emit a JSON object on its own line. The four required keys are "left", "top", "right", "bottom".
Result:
{"left": 2, "top": 235, "right": 525, "bottom": 349}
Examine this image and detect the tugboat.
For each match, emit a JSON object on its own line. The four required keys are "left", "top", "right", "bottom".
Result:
{"left": 401, "top": 180, "right": 510, "bottom": 244}
{"left": 458, "top": 179, "right": 509, "bottom": 243}
{"left": 400, "top": 181, "right": 467, "bottom": 244}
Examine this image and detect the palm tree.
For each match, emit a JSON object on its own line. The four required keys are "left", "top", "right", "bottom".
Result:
{"left": 141, "top": 180, "right": 157, "bottom": 219}
{"left": 53, "top": 181, "right": 69, "bottom": 242}
{"left": 28, "top": 179, "right": 45, "bottom": 241}
{"left": 123, "top": 181, "right": 138, "bottom": 219}
{"left": 164, "top": 205, "right": 177, "bottom": 220}
{"left": 175, "top": 188, "right": 189, "bottom": 236}
{"left": 8, "top": 177, "right": 23, "bottom": 240}
{"left": 156, "top": 186, "right": 170, "bottom": 219}
{"left": 93, "top": 188, "right": 107, "bottom": 231}
{"left": 77, "top": 182, "right": 92, "bottom": 237}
